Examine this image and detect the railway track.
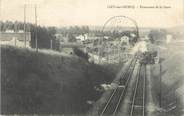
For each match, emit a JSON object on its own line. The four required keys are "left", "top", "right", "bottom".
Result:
{"left": 99, "top": 58, "right": 137, "bottom": 116}
{"left": 129, "top": 64, "right": 146, "bottom": 116}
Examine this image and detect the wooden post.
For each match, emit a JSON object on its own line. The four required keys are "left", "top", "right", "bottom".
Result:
{"left": 14, "top": 37, "right": 17, "bottom": 46}
{"left": 159, "top": 63, "right": 162, "bottom": 108}
{"left": 35, "top": 4, "right": 38, "bottom": 52}
{"left": 50, "top": 39, "right": 53, "bottom": 49}
{"left": 118, "top": 45, "right": 121, "bottom": 63}
{"left": 24, "top": 4, "right": 27, "bottom": 47}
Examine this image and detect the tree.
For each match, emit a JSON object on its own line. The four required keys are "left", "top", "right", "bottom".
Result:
{"left": 148, "top": 30, "right": 166, "bottom": 44}
{"left": 73, "top": 47, "right": 89, "bottom": 61}
{"left": 68, "top": 33, "right": 76, "bottom": 42}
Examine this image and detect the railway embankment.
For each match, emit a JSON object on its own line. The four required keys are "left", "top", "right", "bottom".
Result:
{"left": 151, "top": 42, "right": 184, "bottom": 116}
{"left": 1, "top": 45, "right": 121, "bottom": 115}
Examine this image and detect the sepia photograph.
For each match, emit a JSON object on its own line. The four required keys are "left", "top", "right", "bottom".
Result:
{"left": 0, "top": 0, "right": 184, "bottom": 115}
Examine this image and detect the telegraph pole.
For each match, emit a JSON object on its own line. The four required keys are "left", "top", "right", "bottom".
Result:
{"left": 14, "top": 37, "right": 17, "bottom": 46}
{"left": 159, "top": 61, "right": 162, "bottom": 108}
{"left": 0, "top": 0, "right": 2, "bottom": 33}
{"left": 158, "top": 47, "right": 162, "bottom": 109}
{"left": 24, "top": 4, "right": 27, "bottom": 47}
{"left": 118, "top": 44, "right": 121, "bottom": 63}
{"left": 35, "top": 4, "right": 38, "bottom": 52}
{"left": 0, "top": 0, "right": 2, "bottom": 20}
{"left": 50, "top": 39, "right": 53, "bottom": 49}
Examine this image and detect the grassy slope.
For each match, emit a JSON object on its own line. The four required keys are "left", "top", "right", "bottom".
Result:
{"left": 151, "top": 42, "right": 184, "bottom": 115}
{"left": 1, "top": 45, "right": 116, "bottom": 115}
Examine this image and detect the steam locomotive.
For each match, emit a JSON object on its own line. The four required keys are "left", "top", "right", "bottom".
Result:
{"left": 138, "top": 51, "right": 159, "bottom": 64}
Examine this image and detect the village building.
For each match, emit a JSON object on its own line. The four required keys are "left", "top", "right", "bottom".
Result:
{"left": 76, "top": 34, "right": 86, "bottom": 43}
{"left": 55, "top": 33, "right": 69, "bottom": 43}
{"left": 0, "top": 30, "right": 31, "bottom": 48}
{"left": 166, "top": 34, "right": 173, "bottom": 44}
{"left": 120, "top": 35, "right": 130, "bottom": 45}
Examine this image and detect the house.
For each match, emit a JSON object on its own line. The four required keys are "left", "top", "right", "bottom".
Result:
{"left": 76, "top": 34, "right": 86, "bottom": 42}
{"left": 120, "top": 35, "right": 130, "bottom": 45}
{"left": 55, "top": 34, "right": 69, "bottom": 43}
{"left": 86, "top": 33, "right": 101, "bottom": 40}
{"left": 0, "top": 30, "right": 31, "bottom": 48}
{"left": 76, "top": 33, "right": 102, "bottom": 43}
{"left": 166, "top": 34, "right": 173, "bottom": 44}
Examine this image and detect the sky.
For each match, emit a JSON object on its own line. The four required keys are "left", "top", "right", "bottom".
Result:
{"left": 0, "top": 0, "right": 184, "bottom": 27}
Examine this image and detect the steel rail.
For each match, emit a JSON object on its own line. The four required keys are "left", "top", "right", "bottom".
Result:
{"left": 100, "top": 58, "right": 137, "bottom": 116}
{"left": 143, "top": 65, "right": 146, "bottom": 116}
{"left": 100, "top": 58, "right": 135, "bottom": 116}
{"left": 130, "top": 64, "right": 142, "bottom": 116}
{"left": 112, "top": 59, "right": 137, "bottom": 116}
{"left": 130, "top": 64, "right": 146, "bottom": 116}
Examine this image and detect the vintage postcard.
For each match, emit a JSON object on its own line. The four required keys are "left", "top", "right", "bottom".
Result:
{"left": 0, "top": 0, "right": 184, "bottom": 115}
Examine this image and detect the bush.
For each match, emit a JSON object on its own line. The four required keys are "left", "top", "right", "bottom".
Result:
{"left": 73, "top": 47, "right": 89, "bottom": 61}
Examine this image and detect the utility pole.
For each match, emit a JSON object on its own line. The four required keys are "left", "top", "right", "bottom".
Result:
{"left": 158, "top": 47, "right": 162, "bottom": 109}
{"left": 59, "top": 37, "right": 61, "bottom": 51}
{"left": 14, "top": 37, "right": 17, "bottom": 46}
{"left": 50, "top": 39, "right": 53, "bottom": 49}
{"left": 98, "top": 44, "right": 101, "bottom": 64}
{"left": 107, "top": 44, "right": 109, "bottom": 63}
{"left": 24, "top": 4, "right": 27, "bottom": 47}
{"left": 159, "top": 62, "right": 162, "bottom": 108}
{"left": 183, "top": 0, "right": 184, "bottom": 23}
{"left": 118, "top": 44, "right": 121, "bottom": 63}
{"left": 35, "top": 4, "right": 38, "bottom": 52}
{"left": 0, "top": 0, "right": 2, "bottom": 20}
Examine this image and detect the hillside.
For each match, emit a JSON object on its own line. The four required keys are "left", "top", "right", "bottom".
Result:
{"left": 1, "top": 45, "right": 118, "bottom": 115}
{"left": 151, "top": 42, "right": 184, "bottom": 115}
